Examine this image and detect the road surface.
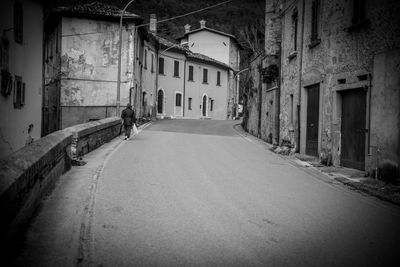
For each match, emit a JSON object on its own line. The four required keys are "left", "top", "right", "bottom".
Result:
{"left": 13, "top": 119, "right": 400, "bottom": 266}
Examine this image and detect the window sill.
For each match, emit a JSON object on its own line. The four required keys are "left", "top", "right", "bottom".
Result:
{"left": 346, "top": 18, "right": 370, "bottom": 32}
{"left": 288, "top": 51, "right": 297, "bottom": 60}
{"left": 188, "top": 79, "right": 194, "bottom": 82}
{"left": 216, "top": 84, "right": 221, "bottom": 86}
{"left": 308, "top": 38, "right": 321, "bottom": 49}
{"left": 159, "top": 73, "right": 165, "bottom": 76}
{"left": 202, "top": 82, "right": 208, "bottom": 85}
{"left": 173, "top": 75, "right": 181, "bottom": 78}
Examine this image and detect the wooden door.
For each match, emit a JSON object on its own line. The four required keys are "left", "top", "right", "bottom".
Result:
{"left": 202, "top": 95, "right": 207, "bottom": 117}
{"left": 341, "top": 89, "right": 366, "bottom": 170}
{"left": 306, "top": 84, "right": 319, "bottom": 156}
{"left": 157, "top": 90, "right": 163, "bottom": 114}
{"left": 41, "top": 81, "right": 60, "bottom": 136}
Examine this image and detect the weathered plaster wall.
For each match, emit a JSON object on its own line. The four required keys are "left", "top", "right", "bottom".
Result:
{"left": 142, "top": 41, "right": 157, "bottom": 118}
{"left": 187, "top": 31, "right": 230, "bottom": 66}
{"left": 0, "top": 0, "right": 43, "bottom": 158}
{"left": 280, "top": 0, "right": 303, "bottom": 149}
{"left": 157, "top": 51, "right": 186, "bottom": 118}
{"left": 370, "top": 49, "right": 400, "bottom": 170}
{"left": 185, "top": 61, "right": 229, "bottom": 120}
{"left": 60, "top": 17, "right": 135, "bottom": 127}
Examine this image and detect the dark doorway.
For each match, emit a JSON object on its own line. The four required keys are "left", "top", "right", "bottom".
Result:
{"left": 157, "top": 90, "right": 163, "bottom": 114}
{"left": 306, "top": 84, "right": 320, "bottom": 156}
{"left": 42, "top": 81, "right": 60, "bottom": 136}
{"left": 202, "top": 95, "right": 207, "bottom": 116}
{"left": 341, "top": 88, "right": 366, "bottom": 170}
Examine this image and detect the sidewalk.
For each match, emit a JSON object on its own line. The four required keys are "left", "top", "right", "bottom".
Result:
{"left": 11, "top": 121, "right": 151, "bottom": 267}
{"left": 233, "top": 123, "right": 400, "bottom": 206}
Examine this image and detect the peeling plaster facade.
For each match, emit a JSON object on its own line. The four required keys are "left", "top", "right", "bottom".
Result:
{"left": 279, "top": 0, "right": 400, "bottom": 171}
{"left": 59, "top": 17, "right": 136, "bottom": 128}
{"left": 0, "top": 0, "right": 44, "bottom": 158}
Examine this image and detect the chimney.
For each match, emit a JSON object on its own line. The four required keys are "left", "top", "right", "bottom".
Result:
{"left": 200, "top": 19, "right": 206, "bottom": 29}
{"left": 149, "top": 14, "right": 157, "bottom": 33}
{"left": 184, "top": 24, "right": 191, "bottom": 33}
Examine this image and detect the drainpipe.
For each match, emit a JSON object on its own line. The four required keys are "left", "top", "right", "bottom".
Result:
{"left": 183, "top": 58, "right": 187, "bottom": 117}
{"left": 297, "top": 0, "right": 306, "bottom": 152}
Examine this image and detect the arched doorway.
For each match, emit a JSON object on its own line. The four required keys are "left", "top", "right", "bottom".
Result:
{"left": 157, "top": 90, "right": 164, "bottom": 114}
{"left": 202, "top": 95, "right": 207, "bottom": 117}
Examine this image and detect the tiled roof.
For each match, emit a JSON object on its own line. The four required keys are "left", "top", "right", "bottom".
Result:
{"left": 186, "top": 51, "right": 231, "bottom": 70}
{"left": 152, "top": 34, "right": 189, "bottom": 53}
{"left": 53, "top": 1, "right": 141, "bottom": 20}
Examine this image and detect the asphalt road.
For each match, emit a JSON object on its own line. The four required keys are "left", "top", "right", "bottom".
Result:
{"left": 12, "top": 119, "right": 400, "bottom": 267}
{"left": 90, "top": 120, "right": 399, "bottom": 266}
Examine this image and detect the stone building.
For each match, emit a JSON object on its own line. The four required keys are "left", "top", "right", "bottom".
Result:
{"left": 243, "top": 1, "right": 282, "bottom": 145}
{"left": 0, "top": 0, "right": 45, "bottom": 158}
{"left": 43, "top": 2, "right": 143, "bottom": 130}
{"left": 279, "top": 0, "right": 400, "bottom": 172}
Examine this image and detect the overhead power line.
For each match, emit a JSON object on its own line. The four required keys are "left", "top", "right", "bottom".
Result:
{"left": 61, "top": 0, "right": 234, "bottom": 37}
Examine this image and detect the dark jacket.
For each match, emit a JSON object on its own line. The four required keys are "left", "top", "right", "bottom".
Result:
{"left": 121, "top": 107, "right": 136, "bottom": 126}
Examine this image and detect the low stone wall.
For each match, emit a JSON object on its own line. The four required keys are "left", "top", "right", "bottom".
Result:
{"left": 0, "top": 116, "right": 121, "bottom": 246}
{"left": 65, "top": 117, "right": 121, "bottom": 158}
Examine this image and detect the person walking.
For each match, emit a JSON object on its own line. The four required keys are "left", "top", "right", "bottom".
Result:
{"left": 121, "top": 103, "right": 136, "bottom": 140}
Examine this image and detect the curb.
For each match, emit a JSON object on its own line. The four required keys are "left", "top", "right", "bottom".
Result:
{"left": 233, "top": 123, "right": 400, "bottom": 206}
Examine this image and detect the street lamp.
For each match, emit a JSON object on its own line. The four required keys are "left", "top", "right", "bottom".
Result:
{"left": 116, "top": 0, "right": 135, "bottom": 116}
{"left": 159, "top": 41, "right": 188, "bottom": 55}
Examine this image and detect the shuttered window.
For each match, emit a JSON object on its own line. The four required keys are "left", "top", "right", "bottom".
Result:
{"left": 159, "top": 57, "right": 164, "bottom": 74}
{"left": 174, "top": 60, "right": 179, "bottom": 77}
{"left": 188, "top": 65, "right": 194, "bottom": 81}
{"left": 203, "top": 68, "right": 208, "bottom": 84}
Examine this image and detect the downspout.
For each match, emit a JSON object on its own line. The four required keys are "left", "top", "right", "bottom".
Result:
{"left": 297, "top": 0, "right": 306, "bottom": 153}
{"left": 183, "top": 58, "right": 187, "bottom": 117}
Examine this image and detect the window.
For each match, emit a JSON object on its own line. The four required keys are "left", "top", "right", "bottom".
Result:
{"left": 310, "top": 0, "right": 320, "bottom": 44}
{"left": 203, "top": 68, "right": 208, "bottom": 83}
{"left": 14, "top": 1, "right": 23, "bottom": 44}
{"left": 217, "top": 71, "right": 221, "bottom": 86}
{"left": 144, "top": 49, "right": 147, "bottom": 69}
{"left": 352, "top": 0, "right": 366, "bottom": 25}
{"left": 210, "top": 99, "right": 214, "bottom": 111}
{"left": 174, "top": 60, "right": 179, "bottom": 77}
{"left": 159, "top": 57, "right": 164, "bottom": 74}
{"left": 188, "top": 65, "right": 194, "bottom": 81}
{"left": 175, "top": 93, "right": 182, "bottom": 107}
{"left": 188, "top": 97, "right": 192, "bottom": 110}
{"left": 151, "top": 54, "right": 154, "bottom": 72}
{"left": 13, "top": 75, "right": 25, "bottom": 109}
{"left": 292, "top": 8, "right": 298, "bottom": 51}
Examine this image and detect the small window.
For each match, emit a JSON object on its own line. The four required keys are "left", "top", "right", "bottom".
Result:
{"left": 14, "top": 1, "right": 23, "bottom": 44}
{"left": 13, "top": 75, "right": 25, "bottom": 109}
{"left": 175, "top": 93, "right": 182, "bottom": 107}
{"left": 188, "top": 97, "right": 192, "bottom": 110}
{"left": 217, "top": 71, "right": 221, "bottom": 86}
{"left": 159, "top": 57, "right": 164, "bottom": 74}
{"left": 151, "top": 54, "right": 154, "bottom": 73}
{"left": 310, "top": 0, "right": 320, "bottom": 43}
{"left": 352, "top": 0, "right": 366, "bottom": 25}
{"left": 203, "top": 68, "right": 208, "bottom": 84}
{"left": 174, "top": 60, "right": 179, "bottom": 77}
{"left": 290, "top": 94, "right": 294, "bottom": 124}
{"left": 144, "top": 49, "right": 147, "bottom": 69}
{"left": 292, "top": 8, "right": 298, "bottom": 51}
{"left": 210, "top": 99, "right": 214, "bottom": 111}
{"left": 188, "top": 65, "right": 194, "bottom": 81}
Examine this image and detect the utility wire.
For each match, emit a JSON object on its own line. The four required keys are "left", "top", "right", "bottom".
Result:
{"left": 61, "top": 0, "right": 233, "bottom": 37}
{"left": 136, "top": 0, "right": 233, "bottom": 28}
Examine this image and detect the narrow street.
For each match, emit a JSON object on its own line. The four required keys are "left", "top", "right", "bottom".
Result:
{"left": 14, "top": 120, "right": 400, "bottom": 266}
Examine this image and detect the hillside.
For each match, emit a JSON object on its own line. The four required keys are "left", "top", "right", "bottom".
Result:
{"left": 53, "top": 0, "right": 265, "bottom": 67}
